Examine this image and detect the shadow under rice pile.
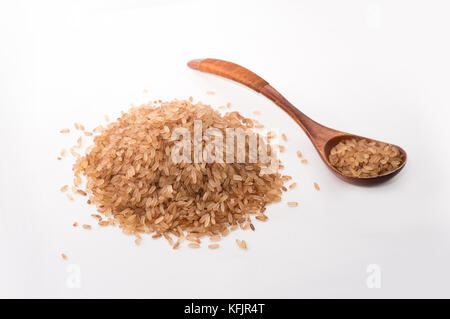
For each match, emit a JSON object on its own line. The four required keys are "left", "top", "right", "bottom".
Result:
{"left": 72, "top": 99, "right": 287, "bottom": 247}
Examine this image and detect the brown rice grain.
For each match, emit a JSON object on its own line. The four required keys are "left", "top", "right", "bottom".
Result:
{"left": 76, "top": 189, "right": 87, "bottom": 196}
{"left": 69, "top": 99, "right": 285, "bottom": 250}
{"left": 236, "top": 239, "right": 247, "bottom": 250}
{"left": 328, "top": 138, "right": 404, "bottom": 177}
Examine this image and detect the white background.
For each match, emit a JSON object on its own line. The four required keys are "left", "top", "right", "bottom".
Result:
{"left": 1, "top": 0, "right": 449, "bottom": 298}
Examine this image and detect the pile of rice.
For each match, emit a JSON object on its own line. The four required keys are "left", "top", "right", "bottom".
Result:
{"left": 329, "top": 138, "right": 404, "bottom": 177}
{"left": 72, "top": 99, "right": 287, "bottom": 247}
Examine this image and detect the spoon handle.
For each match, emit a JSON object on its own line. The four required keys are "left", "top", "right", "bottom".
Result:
{"left": 188, "top": 59, "right": 268, "bottom": 92}
{"left": 188, "top": 58, "right": 342, "bottom": 150}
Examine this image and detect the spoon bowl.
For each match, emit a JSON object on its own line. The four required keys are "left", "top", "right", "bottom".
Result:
{"left": 323, "top": 134, "right": 407, "bottom": 185}
{"left": 188, "top": 58, "right": 407, "bottom": 185}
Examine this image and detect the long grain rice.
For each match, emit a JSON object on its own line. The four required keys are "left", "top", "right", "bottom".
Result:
{"left": 69, "top": 99, "right": 286, "bottom": 248}
{"left": 329, "top": 138, "right": 404, "bottom": 177}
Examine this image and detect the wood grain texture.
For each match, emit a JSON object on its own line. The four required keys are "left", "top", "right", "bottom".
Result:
{"left": 196, "top": 58, "right": 269, "bottom": 92}
{"left": 187, "top": 58, "right": 407, "bottom": 185}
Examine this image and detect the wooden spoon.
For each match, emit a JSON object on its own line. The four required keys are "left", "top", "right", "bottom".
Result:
{"left": 187, "top": 58, "right": 407, "bottom": 185}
